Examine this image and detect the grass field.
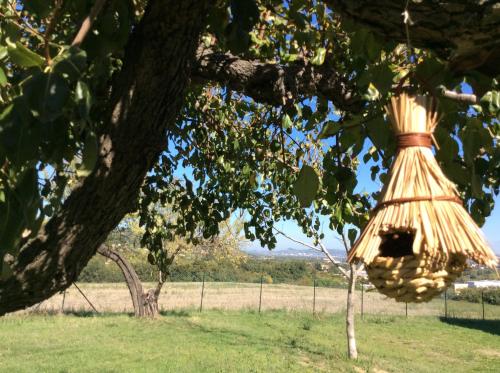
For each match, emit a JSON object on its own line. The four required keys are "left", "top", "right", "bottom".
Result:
{"left": 28, "top": 282, "right": 500, "bottom": 320}
{"left": 1, "top": 310, "right": 499, "bottom": 372}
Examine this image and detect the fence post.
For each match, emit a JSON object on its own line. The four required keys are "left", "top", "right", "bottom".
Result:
{"left": 258, "top": 275, "right": 263, "bottom": 313}
{"left": 313, "top": 278, "right": 316, "bottom": 315}
{"left": 481, "top": 290, "right": 485, "bottom": 320}
{"left": 405, "top": 302, "right": 408, "bottom": 318}
{"left": 199, "top": 273, "right": 205, "bottom": 313}
{"left": 61, "top": 290, "right": 66, "bottom": 313}
{"left": 444, "top": 289, "right": 448, "bottom": 319}
{"left": 360, "top": 283, "right": 364, "bottom": 320}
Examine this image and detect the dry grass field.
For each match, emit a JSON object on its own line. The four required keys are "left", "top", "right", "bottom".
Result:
{"left": 27, "top": 282, "right": 500, "bottom": 319}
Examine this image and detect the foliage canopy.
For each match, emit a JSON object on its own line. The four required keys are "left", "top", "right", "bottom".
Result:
{"left": 0, "top": 0, "right": 498, "bottom": 312}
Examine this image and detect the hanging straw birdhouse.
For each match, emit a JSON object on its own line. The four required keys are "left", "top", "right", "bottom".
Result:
{"left": 349, "top": 93, "right": 498, "bottom": 303}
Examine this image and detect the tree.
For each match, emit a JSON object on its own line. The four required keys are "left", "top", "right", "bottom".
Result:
{"left": 274, "top": 225, "right": 362, "bottom": 358}
{"left": 1, "top": 0, "right": 499, "bottom": 321}
{"left": 97, "top": 213, "right": 245, "bottom": 317}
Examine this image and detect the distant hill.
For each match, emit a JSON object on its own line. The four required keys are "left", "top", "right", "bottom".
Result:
{"left": 243, "top": 247, "right": 347, "bottom": 261}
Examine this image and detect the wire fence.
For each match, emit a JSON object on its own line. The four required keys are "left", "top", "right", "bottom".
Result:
{"left": 26, "top": 273, "right": 500, "bottom": 320}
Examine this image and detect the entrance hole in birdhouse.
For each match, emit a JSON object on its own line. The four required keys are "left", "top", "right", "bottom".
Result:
{"left": 379, "top": 231, "right": 414, "bottom": 258}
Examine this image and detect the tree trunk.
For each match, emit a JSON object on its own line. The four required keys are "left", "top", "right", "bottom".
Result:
{"left": 97, "top": 245, "right": 144, "bottom": 317}
{"left": 97, "top": 245, "right": 164, "bottom": 318}
{"left": 142, "top": 273, "right": 164, "bottom": 318}
{"left": 0, "top": 0, "right": 208, "bottom": 315}
{"left": 346, "top": 263, "right": 358, "bottom": 359}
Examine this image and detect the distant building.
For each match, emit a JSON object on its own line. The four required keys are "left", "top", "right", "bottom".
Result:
{"left": 454, "top": 280, "right": 500, "bottom": 292}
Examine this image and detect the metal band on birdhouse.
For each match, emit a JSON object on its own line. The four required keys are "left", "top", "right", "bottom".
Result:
{"left": 348, "top": 94, "right": 498, "bottom": 303}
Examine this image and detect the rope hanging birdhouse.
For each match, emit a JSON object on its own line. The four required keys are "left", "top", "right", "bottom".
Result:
{"left": 348, "top": 93, "right": 498, "bottom": 303}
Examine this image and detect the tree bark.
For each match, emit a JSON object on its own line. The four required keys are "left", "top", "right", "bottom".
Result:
{"left": 346, "top": 263, "right": 358, "bottom": 359}
{"left": 194, "top": 49, "right": 479, "bottom": 109}
{"left": 0, "top": 0, "right": 208, "bottom": 315}
{"left": 142, "top": 272, "right": 164, "bottom": 318}
{"left": 97, "top": 245, "right": 164, "bottom": 318}
{"left": 326, "top": 0, "right": 500, "bottom": 76}
{"left": 193, "top": 48, "right": 363, "bottom": 112}
{"left": 97, "top": 245, "right": 144, "bottom": 317}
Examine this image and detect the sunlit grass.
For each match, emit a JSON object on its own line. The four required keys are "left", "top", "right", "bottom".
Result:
{"left": 1, "top": 310, "right": 499, "bottom": 372}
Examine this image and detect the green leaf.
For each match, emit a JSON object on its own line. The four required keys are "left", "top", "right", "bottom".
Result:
{"left": 0, "top": 46, "right": 8, "bottom": 60}
{"left": 7, "top": 40, "right": 45, "bottom": 68}
{"left": 358, "top": 63, "right": 394, "bottom": 95}
{"left": 77, "top": 132, "right": 98, "bottom": 177}
{"left": 282, "top": 114, "right": 293, "bottom": 130}
{"left": 311, "top": 47, "right": 326, "bottom": 66}
{"left": 348, "top": 228, "right": 357, "bottom": 246}
{"left": 293, "top": 165, "right": 320, "bottom": 207}
{"left": 318, "top": 121, "right": 340, "bottom": 139}
{"left": 415, "top": 58, "right": 447, "bottom": 88}
{"left": 230, "top": 0, "right": 260, "bottom": 32}
{"left": 350, "top": 28, "right": 382, "bottom": 61}
{"left": 22, "top": 71, "right": 70, "bottom": 123}
{"left": 335, "top": 167, "right": 357, "bottom": 192}
{"left": 75, "top": 81, "right": 92, "bottom": 120}
{"left": 0, "top": 99, "right": 40, "bottom": 166}
{"left": 52, "top": 47, "right": 87, "bottom": 82}
{"left": 364, "top": 33, "right": 382, "bottom": 61}
{"left": 0, "top": 67, "right": 6, "bottom": 86}
{"left": 480, "top": 91, "right": 500, "bottom": 116}
{"left": 225, "top": 23, "right": 251, "bottom": 54}
{"left": 23, "top": 0, "right": 53, "bottom": 18}
{"left": 366, "top": 117, "right": 390, "bottom": 149}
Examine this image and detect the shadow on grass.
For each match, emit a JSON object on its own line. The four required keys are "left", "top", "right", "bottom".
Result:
{"left": 159, "top": 310, "right": 191, "bottom": 317}
{"left": 439, "top": 317, "right": 500, "bottom": 336}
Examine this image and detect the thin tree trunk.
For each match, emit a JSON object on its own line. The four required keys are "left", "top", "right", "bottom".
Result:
{"left": 346, "top": 263, "right": 358, "bottom": 359}
{"left": 143, "top": 271, "right": 164, "bottom": 318}
{"left": 97, "top": 245, "right": 144, "bottom": 317}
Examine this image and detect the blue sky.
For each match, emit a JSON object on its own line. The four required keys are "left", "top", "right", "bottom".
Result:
{"left": 254, "top": 162, "right": 500, "bottom": 254}
{"left": 249, "top": 85, "right": 500, "bottom": 254}
{"left": 175, "top": 141, "right": 500, "bottom": 254}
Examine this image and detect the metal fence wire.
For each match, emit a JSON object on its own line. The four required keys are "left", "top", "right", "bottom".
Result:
{"left": 28, "top": 272, "right": 500, "bottom": 320}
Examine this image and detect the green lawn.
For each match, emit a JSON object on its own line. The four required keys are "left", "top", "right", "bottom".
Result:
{"left": 1, "top": 310, "right": 499, "bottom": 372}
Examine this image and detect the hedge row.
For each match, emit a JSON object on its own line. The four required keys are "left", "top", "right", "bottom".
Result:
{"left": 78, "top": 255, "right": 347, "bottom": 288}
{"left": 449, "top": 287, "right": 500, "bottom": 305}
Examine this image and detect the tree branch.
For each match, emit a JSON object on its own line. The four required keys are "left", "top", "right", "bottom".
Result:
{"left": 193, "top": 48, "right": 363, "bottom": 112}
{"left": 273, "top": 226, "right": 349, "bottom": 278}
{"left": 194, "top": 49, "right": 483, "bottom": 109}
{"left": 440, "top": 89, "right": 478, "bottom": 105}
{"left": 72, "top": 0, "right": 107, "bottom": 47}
{"left": 326, "top": 0, "right": 500, "bottom": 77}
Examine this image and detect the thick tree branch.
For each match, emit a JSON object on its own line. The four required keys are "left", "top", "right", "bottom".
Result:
{"left": 0, "top": 0, "right": 208, "bottom": 315}
{"left": 194, "top": 49, "right": 482, "bottom": 109}
{"left": 327, "top": 0, "right": 500, "bottom": 77}
{"left": 193, "top": 48, "right": 363, "bottom": 112}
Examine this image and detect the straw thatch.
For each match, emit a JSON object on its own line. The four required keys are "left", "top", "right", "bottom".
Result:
{"left": 349, "top": 93, "right": 498, "bottom": 303}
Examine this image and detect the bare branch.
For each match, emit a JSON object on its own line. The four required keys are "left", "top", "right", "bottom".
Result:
{"left": 273, "top": 226, "right": 349, "bottom": 278}
{"left": 44, "top": 0, "right": 64, "bottom": 64}
{"left": 440, "top": 89, "right": 478, "bottom": 105}
{"left": 72, "top": 0, "right": 107, "bottom": 47}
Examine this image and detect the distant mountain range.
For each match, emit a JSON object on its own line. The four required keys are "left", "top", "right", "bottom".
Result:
{"left": 243, "top": 247, "right": 347, "bottom": 260}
